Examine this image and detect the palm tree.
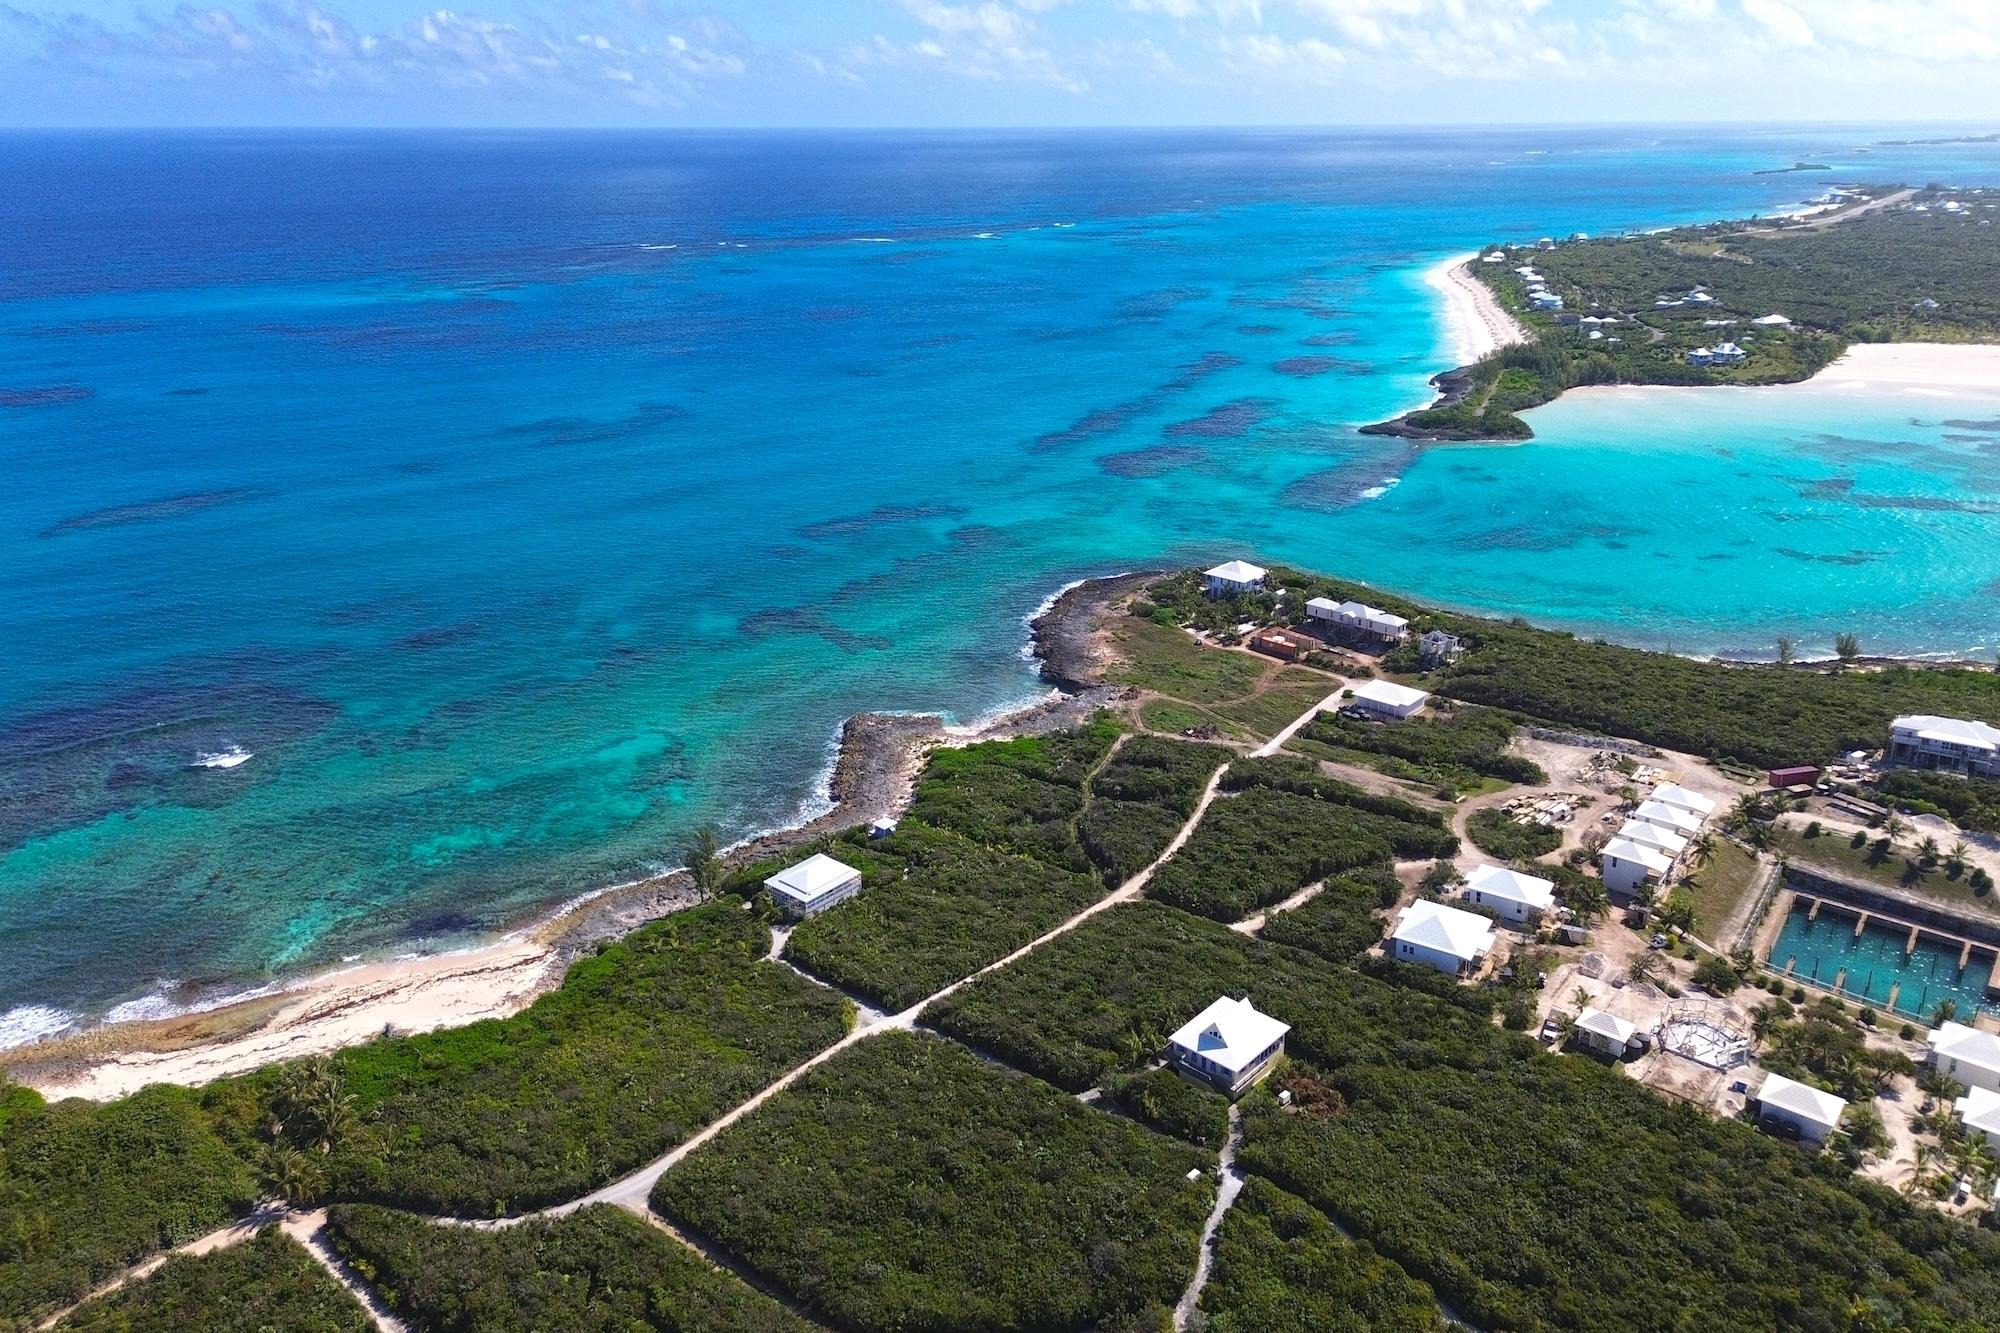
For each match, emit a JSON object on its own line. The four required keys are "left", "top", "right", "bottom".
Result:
{"left": 262, "top": 1142, "right": 325, "bottom": 1206}
{"left": 1933, "top": 999, "right": 1960, "bottom": 1027}
{"left": 1905, "top": 1142, "right": 1935, "bottom": 1198}
{"left": 682, "top": 825, "right": 724, "bottom": 899}
{"left": 1834, "top": 631, "right": 1860, "bottom": 663}
{"left": 1627, "top": 953, "right": 1662, "bottom": 988}
{"left": 1775, "top": 635, "right": 1796, "bottom": 667}
{"left": 1564, "top": 876, "right": 1610, "bottom": 926}
{"left": 1883, "top": 811, "right": 1906, "bottom": 841}
{"left": 1918, "top": 835, "right": 1940, "bottom": 866}
{"left": 1948, "top": 840, "right": 1969, "bottom": 874}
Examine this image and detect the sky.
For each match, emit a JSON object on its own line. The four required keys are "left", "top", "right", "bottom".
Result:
{"left": 2, "top": 0, "right": 1999, "bottom": 128}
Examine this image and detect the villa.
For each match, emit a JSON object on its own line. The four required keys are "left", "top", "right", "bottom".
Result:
{"left": 1349, "top": 679, "right": 1429, "bottom": 720}
{"left": 1888, "top": 714, "right": 2000, "bottom": 779}
{"left": 1601, "top": 836, "right": 1673, "bottom": 899}
{"left": 1166, "top": 995, "right": 1290, "bottom": 1097}
{"left": 1686, "top": 346, "right": 1715, "bottom": 365}
{"left": 1651, "top": 784, "right": 1717, "bottom": 819}
{"left": 1306, "top": 597, "right": 1410, "bottom": 643}
{"left": 1530, "top": 291, "right": 1564, "bottom": 311}
{"left": 765, "top": 852, "right": 864, "bottom": 918}
{"left": 1463, "top": 863, "right": 1556, "bottom": 925}
{"left": 1390, "top": 899, "right": 1495, "bottom": 977}
{"left": 1573, "top": 1007, "right": 1639, "bottom": 1059}
{"left": 1418, "top": 629, "right": 1464, "bottom": 666}
{"left": 1631, "top": 799, "right": 1703, "bottom": 838}
{"left": 1754, "top": 313, "right": 1793, "bottom": 327}
{"left": 1753, "top": 1072, "right": 1847, "bottom": 1144}
{"left": 1929, "top": 1021, "right": 2000, "bottom": 1094}
{"left": 1957, "top": 1087, "right": 2000, "bottom": 1151}
{"left": 1204, "top": 560, "right": 1268, "bottom": 597}
{"left": 1710, "top": 341, "right": 1747, "bottom": 364}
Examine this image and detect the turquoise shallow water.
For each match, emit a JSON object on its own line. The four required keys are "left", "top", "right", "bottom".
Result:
{"left": 1769, "top": 900, "right": 1997, "bottom": 1020}
{"left": 5, "top": 127, "right": 2000, "bottom": 1039}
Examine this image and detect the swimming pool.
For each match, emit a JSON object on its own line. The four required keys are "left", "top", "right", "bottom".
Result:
{"left": 1767, "top": 899, "right": 1998, "bottom": 1020}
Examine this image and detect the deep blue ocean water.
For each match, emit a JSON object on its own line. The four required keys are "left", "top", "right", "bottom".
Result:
{"left": 6, "top": 127, "right": 2000, "bottom": 1040}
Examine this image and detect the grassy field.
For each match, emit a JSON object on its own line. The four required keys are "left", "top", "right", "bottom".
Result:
{"left": 1771, "top": 824, "right": 2000, "bottom": 918}
{"left": 1681, "top": 837, "right": 1765, "bottom": 939}
{"left": 651, "top": 1031, "right": 1211, "bottom": 1333}
{"left": 1108, "top": 614, "right": 1268, "bottom": 704}
{"left": 1210, "top": 674, "right": 1336, "bottom": 740}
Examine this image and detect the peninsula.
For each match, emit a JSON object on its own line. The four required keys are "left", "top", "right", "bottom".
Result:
{"left": 1367, "top": 183, "right": 2000, "bottom": 442}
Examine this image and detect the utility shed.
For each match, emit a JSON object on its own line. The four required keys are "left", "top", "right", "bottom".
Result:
{"left": 764, "top": 852, "right": 863, "bottom": 919}
{"left": 1754, "top": 1072, "right": 1846, "bottom": 1144}
{"left": 1573, "top": 1007, "right": 1638, "bottom": 1058}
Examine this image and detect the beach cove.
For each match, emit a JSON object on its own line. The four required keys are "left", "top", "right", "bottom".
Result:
{"left": 7, "top": 126, "right": 2000, "bottom": 1050}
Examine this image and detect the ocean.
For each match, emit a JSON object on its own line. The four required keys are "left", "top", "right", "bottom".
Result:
{"left": 6, "top": 126, "right": 2000, "bottom": 1041}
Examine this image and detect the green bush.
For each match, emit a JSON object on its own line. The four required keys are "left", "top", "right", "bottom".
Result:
{"left": 1103, "top": 1067, "right": 1230, "bottom": 1149}
{"left": 57, "top": 1228, "right": 370, "bottom": 1333}
{"left": 1301, "top": 706, "right": 1544, "bottom": 791}
{"left": 651, "top": 1031, "right": 1210, "bottom": 1333}
{"left": 1257, "top": 871, "right": 1400, "bottom": 963}
{"left": 903, "top": 719, "right": 1120, "bottom": 872}
{"left": 1199, "top": 1176, "right": 1446, "bottom": 1332}
{"left": 1692, "top": 953, "right": 1741, "bottom": 994}
{"left": 0, "top": 1083, "right": 257, "bottom": 1325}
{"left": 240, "top": 899, "right": 851, "bottom": 1216}
{"left": 1077, "top": 736, "right": 1230, "bottom": 882}
{"left": 1465, "top": 808, "right": 1561, "bottom": 862}
{"left": 327, "top": 1202, "right": 812, "bottom": 1332}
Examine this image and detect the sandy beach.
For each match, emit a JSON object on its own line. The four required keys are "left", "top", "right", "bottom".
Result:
{"left": 5, "top": 577, "right": 1137, "bottom": 1103}
{"left": 1424, "top": 252, "right": 1528, "bottom": 366}
{"left": 1561, "top": 342, "right": 2000, "bottom": 405}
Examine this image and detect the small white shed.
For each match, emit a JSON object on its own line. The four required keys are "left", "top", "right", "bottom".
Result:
{"left": 1573, "top": 1007, "right": 1638, "bottom": 1058}
{"left": 1754, "top": 1072, "right": 1846, "bottom": 1144}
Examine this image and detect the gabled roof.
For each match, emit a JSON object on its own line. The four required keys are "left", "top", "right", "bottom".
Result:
{"left": 1392, "top": 899, "right": 1495, "bottom": 962}
{"left": 1167, "top": 996, "right": 1290, "bottom": 1076}
{"left": 1465, "top": 863, "right": 1555, "bottom": 910}
{"left": 765, "top": 852, "right": 861, "bottom": 904}
{"left": 1576, "top": 1007, "right": 1637, "bottom": 1046}
{"left": 1651, "top": 784, "right": 1716, "bottom": 817}
{"left": 1758, "top": 1072, "right": 1847, "bottom": 1129}
{"left": 1893, "top": 714, "right": 2000, "bottom": 753}
{"left": 1602, "top": 837, "right": 1672, "bottom": 875}
{"left": 1353, "top": 679, "right": 1428, "bottom": 711}
{"left": 1930, "top": 1021, "right": 2000, "bottom": 1077}
{"left": 1958, "top": 1086, "right": 2000, "bottom": 1138}
{"left": 1632, "top": 800, "right": 1703, "bottom": 836}
{"left": 1617, "top": 819, "right": 1687, "bottom": 857}
{"left": 1205, "top": 560, "right": 1267, "bottom": 583}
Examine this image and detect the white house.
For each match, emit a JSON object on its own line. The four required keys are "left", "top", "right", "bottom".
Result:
{"left": 1956, "top": 1086, "right": 2000, "bottom": 1151}
{"left": 1166, "top": 996, "right": 1290, "bottom": 1097}
{"left": 1350, "top": 679, "right": 1429, "bottom": 720}
{"left": 1710, "top": 341, "right": 1747, "bottom": 364}
{"left": 1203, "top": 560, "right": 1268, "bottom": 597}
{"left": 1651, "top": 784, "right": 1717, "bottom": 819}
{"left": 1616, "top": 818, "right": 1688, "bottom": 860}
{"left": 1600, "top": 836, "right": 1672, "bottom": 899}
{"left": 1888, "top": 714, "right": 2000, "bottom": 779}
{"left": 1753, "top": 313, "right": 1793, "bottom": 327}
{"left": 1754, "top": 1072, "right": 1847, "bottom": 1144}
{"left": 1686, "top": 346, "right": 1715, "bottom": 366}
{"left": 1573, "top": 1007, "right": 1639, "bottom": 1058}
{"left": 1483, "top": 251, "right": 1508, "bottom": 263}
{"left": 1631, "top": 799, "right": 1703, "bottom": 839}
{"left": 1305, "top": 598, "right": 1409, "bottom": 643}
{"left": 1530, "top": 292, "right": 1564, "bottom": 312}
{"left": 1390, "top": 899, "right": 1495, "bottom": 977}
{"left": 1929, "top": 1021, "right": 2000, "bottom": 1094}
{"left": 764, "top": 852, "right": 863, "bottom": 919}
{"left": 1463, "top": 863, "right": 1556, "bottom": 925}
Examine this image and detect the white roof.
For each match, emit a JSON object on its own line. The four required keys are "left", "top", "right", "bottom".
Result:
{"left": 1713, "top": 342, "right": 1744, "bottom": 355}
{"left": 1753, "top": 313, "right": 1792, "bottom": 325}
{"left": 1464, "top": 863, "right": 1555, "bottom": 911}
{"left": 1617, "top": 819, "right": 1687, "bottom": 857}
{"left": 1576, "top": 1007, "right": 1637, "bottom": 1045}
{"left": 1602, "top": 837, "right": 1672, "bottom": 875}
{"left": 1167, "top": 996, "right": 1290, "bottom": 1076}
{"left": 1305, "top": 596, "right": 1340, "bottom": 615}
{"left": 1392, "top": 899, "right": 1495, "bottom": 963}
{"left": 1632, "top": 800, "right": 1703, "bottom": 836}
{"left": 1958, "top": 1086, "right": 2000, "bottom": 1138}
{"left": 1931, "top": 1021, "right": 2000, "bottom": 1078}
{"left": 1893, "top": 714, "right": 2000, "bottom": 753}
{"left": 1352, "top": 679, "right": 1429, "bottom": 711}
{"left": 1362, "top": 608, "right": 1409, "bottom": 632}
{"left": 1205, "top": 560, "right": 1267, "bottom": 583}
{"left": 765, "top": 852, "right": 861, "bottom": 906}
{"left": 1651, "top": 784, "right": 1716, "bottom": 817}
{"left": 1758, "top": 1072, "right": 1847, "bottom": 1130}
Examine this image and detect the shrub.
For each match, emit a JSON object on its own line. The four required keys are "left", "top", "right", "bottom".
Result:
{"left": 1259, "top": 872, "right": 1401, "bottom": 964}
{"left": 57, "top": 1228, "right": 370, "bottom": 1333}
{"left": 1465, "top": 809, "right": 1562, "bottom": 862}
{"left": 1300, "top": 705, "right": 1544, "bottom": 792}
{"left": 904, "top": 720, "right": 1120, "bottom": 873}
{"left": 1692, "top": 954, "right": 1741, "bottom": 994}
{"left": 1104, "top": 1067, "right": 1231, "bottom": 1149}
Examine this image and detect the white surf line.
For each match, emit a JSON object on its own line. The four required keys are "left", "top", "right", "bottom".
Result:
{"left": 282, "top": 1210, "right": 408, "bottom": 1333}
{"left": 1250, "top": 683, "right": 1349, "bottom": 759}
{"left": 1173, "top": 1103, "right": 1245, "bottom": 1331}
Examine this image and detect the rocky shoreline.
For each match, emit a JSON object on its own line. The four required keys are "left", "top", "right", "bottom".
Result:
{"left": 1356, "top": 364, "right": 1493, "bottom": 441}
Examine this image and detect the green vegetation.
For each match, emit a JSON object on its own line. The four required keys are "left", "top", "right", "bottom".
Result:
{"left": 1680, "top": 835, "right": 1763, "bottom": 937}
{"left": 1875, "top": 769, "right": 2000, "bottom": 834}
{"left": 1255, "top": 870, "right": 1401, "bottom": 963}
{"left": 0, "top": 1083, "right": 257, "bottom": 1327}
{"left": 1753, "top": 993, "right": 1913, "bottom": 1105}
{"left": 651, "top": 1031, "right": 1209, "bottom": 1333}
{"left": 1300, "top": 705, "right": 1543, "bottom": 793}
{"left": 1147, "top": 759, "right": 1454, "bottom": 923}
{"left": 1464, "top": 807, "right": 1562, "bottom": 862}
{"left": 1208, "top": 674, "right": 1337, "bottom": 741}
{"left": 1438, "top": 618, "right": 2000, "bottom": 768}
{"left": 56, "top": 1229, "right": 370, "bottom": 1333}
{"left": 1771, "top": 825, "right": 1999, "bottom": 913}
{"left": 903, "top": 718, "right": 1119, "bottom": 873}
{"left": 783, "top": 824, "right": 1100, "bottom": 1010}
{"left": 1077, "top": 735, "right": 1229, "bottom": 882}
{"left": 1102, "top": 1067, "right": 1230, "bottom": 1149}
{"left": 1198, "top": 1177, "right": 1446, "bottom": 1333}
{"left": 327, "top": 1203, "right": 812, "bottom": 1333}
{"left": 207, "top": 900, "right": 850, "bottom": 1217}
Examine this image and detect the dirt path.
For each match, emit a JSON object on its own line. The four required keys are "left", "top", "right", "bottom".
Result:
{"left": 1250, "top": 685, "right": 1348, "bottom": 758}
{"left": 1233, "top": 881, "right": 1326, "bottom": 936}
{"left": 282, "top": 1210, "right": 407, "bottom": 1333}
{"left": 1173, "top": 1103, "right": 1245, "bottom": 1331}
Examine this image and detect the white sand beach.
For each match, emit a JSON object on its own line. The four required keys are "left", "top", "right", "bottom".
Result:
{"left": 1563, "top": 342, "right": 2000, "bottom": 406}
{"left": 1425, "top": 253, "right": 1528, "bottom": 366}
